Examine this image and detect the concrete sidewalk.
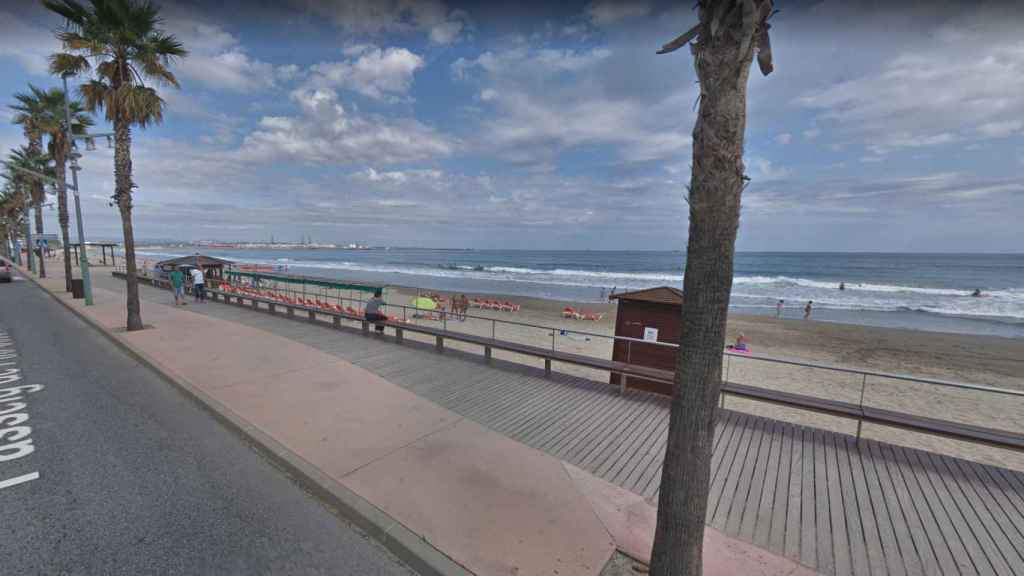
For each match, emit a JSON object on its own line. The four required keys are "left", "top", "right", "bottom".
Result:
{"left": 21, "top": 263, "right": 814, "bottom": 576}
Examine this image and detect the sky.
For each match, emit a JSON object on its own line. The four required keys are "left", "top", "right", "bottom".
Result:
{"left": 1, "top": 0, "right": 1022, "bottom": 252}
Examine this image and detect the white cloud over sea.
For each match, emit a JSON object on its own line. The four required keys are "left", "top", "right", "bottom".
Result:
{"left": 0, "top": 0, "right": 1020, "bottom": 251}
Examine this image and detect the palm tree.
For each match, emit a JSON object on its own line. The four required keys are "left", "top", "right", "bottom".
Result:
{"left": 10, "top": 87, "right": 51, "bottom": 278}
{"left": 3, "top": 147, "right": 52, "bottom": 271}
{"left": 15, "top": 86, "right": 93, "bottom": 290}
{"left": 45, "top": 0, "right": 187, "bottom": 331}
{"left": 0, "top": 183, "right": 25, "bottom": 260}
{"left": 649, "top": 2, "right": 775, "bottom": 575}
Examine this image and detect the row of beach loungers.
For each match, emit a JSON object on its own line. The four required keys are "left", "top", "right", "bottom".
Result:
{"left": 218, "top": 284, "right": 404, "bottom": 322}
{"left": 469, "top": 298, "right": 521, "bottom": 312}
{"left": 562, "top": 307, "right": 604, "bottom": 321}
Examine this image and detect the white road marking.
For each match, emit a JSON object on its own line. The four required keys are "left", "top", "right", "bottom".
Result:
{"left": 0, "top": 471, "right": 39, "bottom": 490}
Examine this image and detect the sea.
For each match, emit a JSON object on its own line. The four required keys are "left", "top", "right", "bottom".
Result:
{"left": 133, "top": 247, "right": 1024, "bottom": 339}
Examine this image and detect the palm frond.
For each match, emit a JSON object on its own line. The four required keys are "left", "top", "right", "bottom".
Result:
{"left": 49, "top": 52, "right": 92, "bottom": 77}
{"left": 79, "top": 80, "right": 111, "bottom": 114}
{"left": 112, "top": 84, "right": 164, "bottom": 126}
{"left": 45, "top": 0, "right": 185, "bottom": 132}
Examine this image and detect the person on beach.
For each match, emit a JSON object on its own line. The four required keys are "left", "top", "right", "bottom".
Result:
{"left": 365, "top": 289, "right": 386, "bottom": 333}
{"left": 804, "top": 300, "right": 813, "bottom": 320}
{"left": 734, "top": 333, "right": 749, "bottom": 351}
{"left": 459, "top": 294, "right": 469, "bottom": 321}
{"left": 169, "top": 268, "right": 185, "bottom": 306}
{"left": 776, "top": 299, "right": 784, "bottom": 318}
{"left": 191, "top": 267, "right": 206, "bottom": 303}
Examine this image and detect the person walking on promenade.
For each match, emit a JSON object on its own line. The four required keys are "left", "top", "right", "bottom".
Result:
{"left": 804, "top": 300, "right": 813, "bottom": 320}
{"left": 776, "top": 299, "right": 784, "bottom": 318}
{"left": 191, "top": 267, "right": 206, "bottom": 303}
{"left": 169, "top": 267, "right": 185, "bottom": 306}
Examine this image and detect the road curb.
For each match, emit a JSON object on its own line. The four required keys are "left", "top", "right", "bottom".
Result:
{"left": 17, "top": 266, "right": 472, "bottom": 576}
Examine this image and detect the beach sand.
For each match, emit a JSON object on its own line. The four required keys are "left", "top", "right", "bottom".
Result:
{"left": 373, "top": 286, "right": 1024, "bottom": 470}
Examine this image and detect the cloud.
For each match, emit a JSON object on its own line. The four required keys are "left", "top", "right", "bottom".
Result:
{"left": 585, "top": 1, "right": 651, "bottom": 26}
{"left": 795, "top": 3, "right": 1024, "bottom": 155}
{"left": 775, "top": 133, "right": 792, "bottom": 145}
{"left": 977, "top": 120, "right": 1023, "bottom": 138}
{"left": 237, "top": 87, "right": 453, "bottom": 165}
{"left": 0, "top": 9, "right": 60, "bottom": 75}
{"left": 743, "top": 170, "right": 1024, "bottom": 219}
{"left": 307, "top": 45, "right": 424, "bottom": 101}
{"left": 166, "top": 14, "right": 290, "bottom": 92}
{"left": 292, "top": 0, "right": 468, "bottom": 44}
{"left": 802, "top": 128, "right": 821, "bottom": 141}
{"left": 452, "top": 43, "right": 693, "bottom": 165}
{"left": 747, "top": 157, "right": 790, "bottom": 182}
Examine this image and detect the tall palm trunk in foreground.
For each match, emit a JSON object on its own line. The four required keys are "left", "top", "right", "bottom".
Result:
{"left": 650, "top": 1, "right": 775, "bottom": 574}
{"left": 113, "top": 119, "right": 141, "bottom": 328}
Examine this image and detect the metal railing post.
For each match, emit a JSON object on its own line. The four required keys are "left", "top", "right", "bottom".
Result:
{"left": 722, "top": 355, "right": 732, "bottom": 408}
{"left": 856, "top": 373, "right": 868, "bottom": 444}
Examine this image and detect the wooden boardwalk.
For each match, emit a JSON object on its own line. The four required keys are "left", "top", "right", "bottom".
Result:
{"left": 116, "top": 275, "right": 1024, "bottom": 575}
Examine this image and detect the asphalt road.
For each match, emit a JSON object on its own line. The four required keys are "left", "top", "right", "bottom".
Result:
{"left": 0, "top": 271, "right": 416, "bottom": 576}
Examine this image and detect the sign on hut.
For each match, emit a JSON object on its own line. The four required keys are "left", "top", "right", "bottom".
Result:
{"left": 609, "top": 286, "right": 682, "bottom": 395}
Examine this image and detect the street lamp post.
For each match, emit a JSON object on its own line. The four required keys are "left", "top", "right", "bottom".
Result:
{"left": 61, "top": 73, "right": 112, "bottom": 306}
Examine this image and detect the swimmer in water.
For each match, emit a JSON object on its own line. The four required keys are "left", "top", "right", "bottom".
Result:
{"left": 971, "top": 288, "right": 982, "bottom": 297}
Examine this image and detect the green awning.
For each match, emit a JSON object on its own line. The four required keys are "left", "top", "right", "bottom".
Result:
{"left": 226, "top": 270, "right": 380, "bottom": 293}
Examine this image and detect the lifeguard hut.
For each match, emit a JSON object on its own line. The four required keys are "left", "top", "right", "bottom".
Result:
{"left": 609, "top": 286, "right": 683, "bottom": 395}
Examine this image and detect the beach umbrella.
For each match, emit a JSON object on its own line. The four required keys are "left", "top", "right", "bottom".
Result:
{"left": 412, "top": 296, "right": 437, "bottom": 310}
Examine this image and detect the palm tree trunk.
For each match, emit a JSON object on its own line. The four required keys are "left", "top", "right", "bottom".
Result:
{"left": 33, "top": 201, "right": 46, "bottom": 278}
{"left": 54, "top": 148, "right": 73, "bottom": 291}
{"left": 649, "top": 9, "right": 754, "bottom": 576}
{"left": 114, "top": 119, "right": 143, "bottom": 331}
{"left": 27, "top": 134, "right": 46, "bottom": 278}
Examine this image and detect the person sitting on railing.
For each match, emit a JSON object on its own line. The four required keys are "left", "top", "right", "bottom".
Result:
{"left": 365, "top": 289, "right": 386, "bottom": 334}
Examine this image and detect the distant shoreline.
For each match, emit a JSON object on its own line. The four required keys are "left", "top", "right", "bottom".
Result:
{"left": 122, "top": 246, "right": 1024, "bottom": 339}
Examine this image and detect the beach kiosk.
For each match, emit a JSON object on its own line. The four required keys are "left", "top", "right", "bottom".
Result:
{"left": 609, "top": 286, "right": 683, "bottom": 395}
{"left": 155, "top": 254, "right": 233, "bottom": 287}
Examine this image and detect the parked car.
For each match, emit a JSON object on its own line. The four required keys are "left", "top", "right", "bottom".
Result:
{"left": 0, "top": 261, "right": 12, "bottom": 283}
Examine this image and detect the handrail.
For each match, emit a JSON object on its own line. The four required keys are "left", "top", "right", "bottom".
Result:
{"left": 721, "top": 350, "right": 1024, "bottom": 398}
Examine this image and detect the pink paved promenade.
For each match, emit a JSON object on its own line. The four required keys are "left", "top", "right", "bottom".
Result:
{"left": 24, "top": 265, "right": 814, "bottom": 576}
